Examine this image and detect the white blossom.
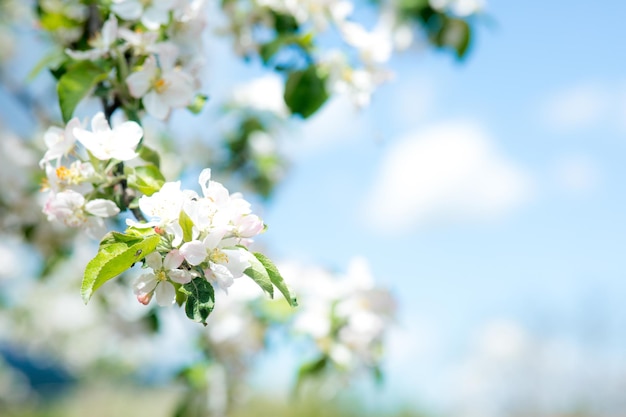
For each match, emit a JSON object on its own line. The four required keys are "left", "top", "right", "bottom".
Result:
{"left": 111, "top": 0, "right": 176, "bottom": 29}
{"left": 43, "top": 190, "right": 119, "bottom": 238}
{"left": 133, "top": 251, "right": 191, "bottom": 306}
{"left": 65, "top": 15, "right": 118, "bottom": 60}
{"left": 73, "top": 112, "right": 142, "bottom": 161}
{"left": 126, "top": 45, "right": 195, "bottom": 120}
{"left": 39, "top": 118, "right": 80, "bottom": 168}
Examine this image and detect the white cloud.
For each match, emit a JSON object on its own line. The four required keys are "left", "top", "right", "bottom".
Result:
{"left": 283, "top": 96, "right": 369, "bottom": 157}
{"left": 540, "top": 83, "right": 610, "bottom": 131}
{"left": 552, "top": 154, "right": 599, "bottom": 194}
{"left": 362, "top": 121, "right": 532, "bottom": 234}
{"left": 448, "top": 318, "right": 626, "bottom": 417}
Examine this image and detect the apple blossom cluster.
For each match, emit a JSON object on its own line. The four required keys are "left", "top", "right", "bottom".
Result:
{"left": 282, "top": 257, "right": 396, "bottom": 378}
{"left": 37, "top": 0, "right": 207, "bottom": 121}
{"left": 219, "top": 0, "right": 397, "bottom": 107}
{"left": 40, "top": 113, "right": 141, "bottom": 239}
{"left": 129, "top": 168, "right": 265, "bottom": 306}
{"left": 37, "top": 110, "right": 288, "bottom": 324}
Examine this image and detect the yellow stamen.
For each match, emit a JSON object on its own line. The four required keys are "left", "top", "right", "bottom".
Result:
{"left": 209, "top": 248, "right": 228, "bottom": 264}
{"left": 56, "top": 166, "right": 71, "bottom": 181}
{"left": 154, "top": 78, "right": 168, "bottom": 93}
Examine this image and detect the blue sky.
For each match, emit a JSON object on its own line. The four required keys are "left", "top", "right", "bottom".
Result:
{"left": 252, "top": 0, "right": 626, "bottom": 411}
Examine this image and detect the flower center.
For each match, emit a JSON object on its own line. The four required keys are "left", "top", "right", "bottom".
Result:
{"left": 209, "top": 248, "right": 228, "bottom": 264}
{"left": 156, "top": 270, "right": 168, "bottom": 282}
{"left": 56, "top": 166, "right": 71, "bottom": 181}
{"left": 154, "top": 78, "right": 169, "bottom": 93}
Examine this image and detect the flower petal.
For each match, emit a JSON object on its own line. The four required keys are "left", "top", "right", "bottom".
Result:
{"left": 91, "top": 112, "right": 110, "bottom": 134}
{"left": 155, "top": 281, "right": 176, "bottom": 306}
{"left": 126, "top": 67, "right": 153, "bottom": 98}
{"left": 133, "top": 273, "right": 158, "bottom": 295}
{"left": 84, "top": 199, "right": 120, "bottom": 218}
{"left": 145, "top": 252, "right": 163, "bottom": 270}
{"left": 180, "top": 240, "right": 207, "bottom": 266}
{"left": 168, "top": 269, "right": 191, "bottom": 284}
{"left": 143, "top": 91, "right": 170, "bottom": 120}
{"left": 163, "top": 249, "right": 184, "bottom": 269}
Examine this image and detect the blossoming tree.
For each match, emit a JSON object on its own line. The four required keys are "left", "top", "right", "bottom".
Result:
{"left": 0, "top": 0, "right": 483, "bottom": 415}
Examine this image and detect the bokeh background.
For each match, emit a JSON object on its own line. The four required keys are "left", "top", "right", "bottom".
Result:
{"left": 1, "top": 0, "right": 626, "bottom": 416}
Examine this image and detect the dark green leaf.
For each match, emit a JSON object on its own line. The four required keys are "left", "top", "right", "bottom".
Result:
{"left": 253, "top": 252, "right": 297, "bottom": 306}
{"left": 179, "top": 278, "right": 215, "bottom": 325}
{"left": 57, "top": 61, "right": 109, "bottom": 122}
{"left": 284, "top": 65, "right": 329, "bottom": 118}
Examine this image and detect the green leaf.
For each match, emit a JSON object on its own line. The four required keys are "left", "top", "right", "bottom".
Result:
{"left": 284, "top": 65, "right": 329, "bottom": 118}
{"left": 179, "top": 278, "right": 215, "bottom": 326}
{"left": 81, "top": 232, "right": 160, "bottom": 303}
{"left": 260, "top": 38, "right": 284, "bottom": 64}
{"left": 435, "top": 18, "right": 472, "bottom": 59}
{"left": 40, "top": 12, "right": 78, "bottom": 31}
{"left": 138, "top": 145, "right": 161, "bottom": 168}
{"left": 126, "top": 165, "right": 165, "bottom": 196}
{"left": 178, "top": 209, "right": 194, "bottom": 243}
{"left": 57, "top": 61, "right": 109, "bottom": 123}
{"left": 243, "top": 253, "right": 274, "bottom": 297}
{"left": 187, "top": 94, "right": 208, "bottom": 114}
{"left": 253, "top": 252, "right": 297, "bottom": 306}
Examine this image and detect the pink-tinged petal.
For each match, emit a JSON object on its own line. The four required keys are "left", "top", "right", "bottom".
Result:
{"left": 207, "top": 181, "right": 230, "bottom": 205}
{"left": 155, "top": 281, "right": 176, "bottom": 306}
{"left": 84, "top": 199, "right": 120, "bottom": 217}
{"left": 168, "top": 269, "right": 191, "bottom": 284}
{"left": 180, "top": 240, "right": 207, "bottom": 266}
{"left": 136, "top": 292, "right": 153, "bottom": 305}
{"left": 145, "top": 252, "right": 163, "bottom": 270}
{"left": 126, "top": 69, "right": 153, "bottom": 98}
{"left": 236, "top": 214, "right": 264, "bottom": 237}
{"left": 143, "top": 91, "right": 170, "bottom": 120}
{"left": 90, "top": 112, "right": 110, "bottom": 134}
{"left": 133, "top": 273, "right": 158, "bottom": 295}
{"left": 112, "top": 0, "right": 143, "bottom": 20}
{"left": 164, "top": 249, "right": 184, "bottom": 269}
